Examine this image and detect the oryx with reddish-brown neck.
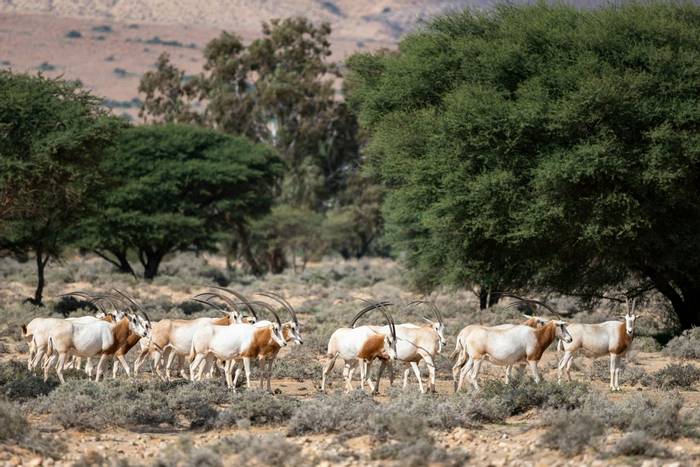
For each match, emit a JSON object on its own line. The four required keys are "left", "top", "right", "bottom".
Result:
{"left": 557, "top": 298, "right": 638, "bottom": 391}
{"left": 132, "top": 287, "right": 251, "bottom": 380}
{"left": 321, "top": 302, "right": 397, "bottom": 394}
{"left": 366, "top": 300, "right": 446, "bottom": 394}
{"left": 250, "top": 292, "right": 303, "bottom": 391}
{"left": 188, "top": 294, "right": 287, "bottom": 390}
{"left": 451, "top": 314, "right": 548, "bottom": 390}
{"left": 456, "top": 296, "right": 572, "bottom": 391}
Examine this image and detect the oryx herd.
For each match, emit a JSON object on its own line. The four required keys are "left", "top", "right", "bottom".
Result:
{"left": 21, "top": 289, "right": 639, "bottom": 393}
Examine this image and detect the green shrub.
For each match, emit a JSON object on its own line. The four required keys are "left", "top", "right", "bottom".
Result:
{"left": 633, "top": 336, "right": 662, "bottom": 352}
{"left": 65, "top": 30, "right": 82, "bottom": 38}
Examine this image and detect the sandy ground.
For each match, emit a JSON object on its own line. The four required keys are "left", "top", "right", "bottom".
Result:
{"left": 2, "top": 346, "right": 699, "bottom": 466}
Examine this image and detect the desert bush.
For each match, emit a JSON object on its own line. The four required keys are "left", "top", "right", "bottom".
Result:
{"left": 35, "top": 380, "right": 176, "bottom": 429}
{"left": 480, "top": 378, "right": 589, "bottom": 415}
{"left": 0, "top": 361, "right": 58, "bottom": 401}
{"left": 589, "top": 359, "right": 648, "bottom": 386}
{"left": 633, "top": 335, "right": 662, "bottom": 352}
{"left": 52, "top": 295, "right": 96, "bottom": 316}
{"left": 65, "top": 30, "right": 82, "bottom": 38}
{"left": 646, "top": 363, "right": 700, "bottom": 390}
{"left": 664, "top": 328, "right": 700, "bottom": 359}
{"left": 372, "top": 439, "right": 470, "bottom": 467}
{"left": 610, "top": 431, "right": 671, "bottom": 458}
{"left": 540, "top": 409, "right": 604, "bottom": 455}
{"left": 37, "top": 62, "right": 56, "bottom": 71}
{"left": 0, "top": 399, "right": 29, "bottom": 441}
{"left": 287, "top": 390, "right": 377, "bottom": 436}
{"left": 92, "top": 25, "right": 113, "bottom": 33}
{"left": 213, "top": 434, "right": 309, "bottom": 466}
{"left": 216, "top": 390, "right": 299, "bottom": 427}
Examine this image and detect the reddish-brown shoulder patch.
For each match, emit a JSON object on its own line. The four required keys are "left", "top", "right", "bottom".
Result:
{"left": 358, "top": 334, "right": 385, "bottom": 359}
{"left": 610, "top": 322, "right": 632, "bottom": 355}
{"left": 241, "top": 327, "right": 272, "bottom": 358}
{"left": 213, "top": 316, "right": 231, "bottom": 325}
{"left": 529, "top": 322, "right": 556, "bottom": 361}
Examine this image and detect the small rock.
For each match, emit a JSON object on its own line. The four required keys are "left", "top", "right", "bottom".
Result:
{"left": 663, "top": 463, "right": 681, "bottom": 467}
{"left": 27, "top": 457, "right": 43, "bottom": 467}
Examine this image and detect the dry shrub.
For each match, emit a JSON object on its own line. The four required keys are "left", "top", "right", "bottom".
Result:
{"left": 540, "top": 410, "right": 604, "bottom": 455}
{"left": 215, "top": 390, "right": 299, "bottom": 427}
{"left": 610, "top": 431, "right": 671, "bottom": 458}
{"left": 646, "top": 363, "right": 700, "bottom": 390}
{"left": 480, "top": 378, "right": 589, "bottom": 415}
{"left": 0, "top": 360, "right": 58, "bottom": 401}
{"left": 372, "top": 439, "right": 470, "bottom": 467}
{"left": 664, "top": 328, "right": 700, "bottom": 359}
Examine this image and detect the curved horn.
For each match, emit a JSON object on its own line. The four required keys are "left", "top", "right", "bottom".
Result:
{"left": 500, "top": 292, "right": 561, "bottom": 319}
{"left": 250, "top": 301, "right": 282, "bottom": 327}
{"left": 407, "top": 300, "right": 443, "bottom": 325}
{"left": 112, "top": 289, "right": 151, "bottom": 324}
{"left": 257, "top": 291, "right": 298, "bottom": 326}
{"left": 350, "top": 301, "right": 393, "bottom": 328}
{"left": 58, "top": 292, "right": 108, "bottom": 314}
{"left": 376, "top": 302, "right": 397, "bottom": 343}
{"left": 211, "top": 287, "right": 258, "bottom": 321}
{"left": 190, "top": 297, "right": 229, "bottom": 315}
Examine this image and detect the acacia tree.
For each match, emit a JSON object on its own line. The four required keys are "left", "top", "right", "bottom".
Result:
{"left": 348, "top": 2, "right": 700, "bottom": 326}
{"left": 0, "top": 71, "right": 123, "bottom": 304}
{"left": 80, "top": 124, "right": 281, "bottom": 279}
{"left": 139, "top": 18, "right": 369, "bottom": 272}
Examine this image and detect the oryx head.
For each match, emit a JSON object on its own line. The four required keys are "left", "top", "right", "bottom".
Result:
{"left": 257, "top": 291, "right": 303, "bottom": 345}
{"left": 411, "top": 300, "right": 446, "bottom": 352}
{"left": 554, "top": 320, "right": 572, "bottom": 343}
{"left": 624, "top": 298, "right": 637, "bottom": 337}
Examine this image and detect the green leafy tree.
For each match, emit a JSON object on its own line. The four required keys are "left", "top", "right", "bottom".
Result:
{"left": 348, "top": 2, "right": 700, "bottom": 325}
{"left": 139, "top": 18, "right": 365, "bottom": 272}
{"left": 81, "top": 124, "right": 282, "bottom": 279}
{"left": 0, "top": 71, "right": 123, "bottom": 304}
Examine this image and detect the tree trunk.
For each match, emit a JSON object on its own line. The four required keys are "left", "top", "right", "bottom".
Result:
{"left": 29, "top": 246, "right": 49, "bottom": 306}
{"left": 642, "top": 266, "right": 700, "bottom": 331}
{"left": 95, "top": 249, "right": 137, "bottom": 278}
{"left": 139, "top": 248, "right": 165, "bottom": 280}
{"left": 267, "top": 247, "right": 287, "bottom": 274}
{"left": 234, "top": 221, "right": 263, "bottom": 276}
{"left": 477, "top": 287, "right": 501, "bottom": 310}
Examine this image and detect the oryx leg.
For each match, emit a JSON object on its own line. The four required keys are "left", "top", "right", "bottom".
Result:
{"left": 558, "top": 351, "right": 574, "bottom": 383}
{"left": 189, "top": 353, "right": 206, "bottom": 382}
{"left": 343, "top": 361, "right": 358, "bottom": 392}
{"left": 528, "top": 359, "right": 541, "bottom": 383}
{"left": 402, "top": 366, "right": 410, "bottom": 388}
{"left": 224, "top": 360, "right": 234, "bottom": 389}
{"left": 31, "top": 347, "right": 46, "bottom": 373}
{"left": 371, "top": 360, "right": 388, "bottom": 395}
{"left": 55, "top": 353, "right": 67, "bottom": 384}
{"left": 242, "top": 357, "right": 252, "bottom": 389}
{"left": 410, "top": 361, "right": 424, "bottom": 393}
{"left": 265, "top": 359, "right": 274, "bottom": 392}
{"left": 165, "top": 349, "right": 179, "bottom": 380}
{"left": 321, "top": 354, "right": 337, "bottom": 392}
{"left": 95, "top": 354, "right": 109, "bottom": 382}
{"left": 114, "top": 354, "right": 131, "bottom": 378}
{"left": 85, "top": 357, "right": 94, "bottom": 378}
{"left": 505, "top": 365, "right": 513, "bottom": 384}
{"left": 610, "top": 353, "right": 619, "bottom": 391}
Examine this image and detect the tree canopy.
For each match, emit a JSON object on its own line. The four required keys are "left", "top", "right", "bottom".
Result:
{"left": 0, "top": 71, "right": 124, "bottom": 304}
{"left": 347, "top": 2, "right": 700, "bottom": 327}
{"left": 79, "top": 124, "right": 282, "bottom": 279}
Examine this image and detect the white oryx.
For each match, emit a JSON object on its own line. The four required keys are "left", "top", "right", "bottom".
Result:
{"left": 41, "top": 291, "right": 153, "bottom": 383}
{"left": 321, "top": 302, "right": 397, "bottom": 394}
{"left": 188, "top": 295, "right": 287, "bottom": 389}
{"left": 364, "top": 301, "right": 446, "bottom": 394}
{"left": 133, "top": 287, "right": 250, "bottom": 380}
{"left": 451, "top": 314, "right": 548, "bottom": 390}
{"left": 557, "top": 298, "right": 638, "bottom": 391}
{"left": 456, "top": 296, "right": 572, "bottom": 391}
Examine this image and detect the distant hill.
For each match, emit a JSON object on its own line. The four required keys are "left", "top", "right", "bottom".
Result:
{"left": 0, "top": 0, "right": 613, "bottom": 119}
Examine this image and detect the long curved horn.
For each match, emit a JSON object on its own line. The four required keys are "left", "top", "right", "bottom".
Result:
{"left": 190, "top": 296, "right": 229, "bottom": 315}
{"left": 500, "top": 292, "right": 561, "bottom": 319}
{"left": 112, "top": 289, "right": 151, "bottom": 324}
{"left": 211, "top": 287, "right": 258, "bottom": 321}
{"left": 250, "top": 301, "right": 282, "bottom": 327}
{"left": 376, "top": 302, "right": 397, "bottom": 344}
{"left": 407, "top": 300, "right": 443, "bottom": 325}
{"left": 257, "top": 291, "right": 298, "bottom": 326}
{"left": 350, "top": 301, "right": 393, "bottom": 328}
